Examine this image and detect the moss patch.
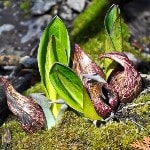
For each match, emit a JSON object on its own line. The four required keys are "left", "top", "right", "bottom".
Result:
{"left": 19, "top": 0, "right": 30, "bottom": 14}
{"left": 0, "top": 93, "right": 150, "bottom": 149}
{"left": 2, "top": 0, "right": 12, "bottom": 8}
{"left": 0, "top": 0, "right": 150, "bottom": 149}
{"left": 24, "top": 82, "right": 47, "bottom": 96}
{"left": 71, "top": 0, "right": 109, "bottom": 44}
{"left": 70, "top": 0, "right": 150, "bottom": 64}
{"left": 71, "top": 0, "right": 129, "bottom": 52}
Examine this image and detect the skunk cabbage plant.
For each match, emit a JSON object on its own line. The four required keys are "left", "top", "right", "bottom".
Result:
{"left": 0, "top": 5, "right": 143, "bottom": 134}
{"left": 72, "top": 44, "right": 118, "bottom": 118}
{"left": 37, "top": 16, "right": 70, "bottom": 118}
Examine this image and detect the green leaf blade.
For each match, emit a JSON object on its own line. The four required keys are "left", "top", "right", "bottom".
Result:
{"left": 104, "top": 4, "right": 122, "bottom": 51}
{"left": 50, "top": 63, "right": 83, "bottom": 113}
{"left": 45, "top": 35, "right": 68, "bottom": 99}
{"left": 83, "top": 88, "right": 103, "bottom": 120}
{"left": 104, "top": 4, "right": 123, "bottom": 78}
{"left": 38, "top": 15, "right": 70, "bottom": 90}
{"left": 104, "top": 4, "right": 118, "bottom": 35}
{"left": 50, "top": 63, "right": 103, "bottom": 120}
{"left": 37, "top": 16, "right": 70, "bottom": 117}
{"left": 111, "top": 16, "right": 123, "bottom": 51}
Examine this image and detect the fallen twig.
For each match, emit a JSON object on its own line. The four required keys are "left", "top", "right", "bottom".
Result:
{"left": 119, "top": 101, "right": 150, "bottom": 111}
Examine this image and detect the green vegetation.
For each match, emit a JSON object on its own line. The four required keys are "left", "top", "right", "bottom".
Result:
{"left": 0, "top": 0, "right": 150, "bottom": 149}
{"left": 0, "top": 93, "right": 149, "bottom": 149}
{"left": 2, "top": 0, "right": 11, "bottom": 8}
{"left": 71, "top": 0, "right": 108, "bottom": 44}
{"left": 24, "top": 82, "right": 47, "bottom": 96}
{"left": 37, "top": 16, "right": 70, "bottom": 119}
{"left": 71, "top": 0, "right": 130, "bottom": 66}
{"left": 37, "top": 3, "right": 125, "bottom": 123}
{"left": 70, "top": 0, "right": 150, "bottom": 64}
{"left": 19, "top": 0, "right": 30, "bottom": 14}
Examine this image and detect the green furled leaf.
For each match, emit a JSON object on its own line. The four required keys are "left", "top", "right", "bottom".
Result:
{"left": 111, "top": 16, "right": 123, "bottom": 50}
{"left": 38, "top": 16, "right": 70, "bottom": 91}
{"left": 104, "top": 4, "right": 123, "bottom": 78}
{"left": 37, "top": 16, "right": 70, "bottom": 118}
{"left": 50, "top": 63, "right": 83, "bottom": 113}
{"left": 45, "top": 35, "right": 68, "bottom": 99}
{"left": 44, "top": 35, "right": 68, "bottom": 117}
{"left": 50, "top": 63, "right": 103, "bottom": 120}
{"left": 105, "top": 4, "right": 118, "bottom": 35}
{"left": 83, "top": 88, "right": 103, "bottom": 120}
{"left": 104, "top": 4, "right": 122, "bottom": 50}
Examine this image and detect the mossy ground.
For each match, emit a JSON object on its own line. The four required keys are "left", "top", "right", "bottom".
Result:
{"left": 70, "top": 0, "right": 150, "bottom": 64}
{"left": 70, "top": 0, "right": 129, "bottom": 59}
{"left": 0, "top": 0, "right": 150, "bottom": 149}
{"left": 0, "top": 93, "right": 150, "bottom": 149}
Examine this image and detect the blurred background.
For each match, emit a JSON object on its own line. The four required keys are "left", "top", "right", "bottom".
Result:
{"left": 0, "top": 0, "right": 149, "bottom": 57}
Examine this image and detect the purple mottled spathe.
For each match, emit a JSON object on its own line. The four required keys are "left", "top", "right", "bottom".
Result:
{"left": 0, "top": 77, "right": 45, "bottom": 133}
{"left": 72, "top": 44, "right": 118, "bottom": 119}
{"left": 99, "top": 52, "right": 142, "bottom": 104}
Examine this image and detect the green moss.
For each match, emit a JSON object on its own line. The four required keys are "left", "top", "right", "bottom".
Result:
{"left": 129, "top": 94, "right": 150, "bottom": 128}
{"left": 71, "top": 0, "right": 150, "bottom": 64}
{"left": 0, "top": 93, "right": 149, "bottom": 149}
{"left": 71, "top": 0, "right": 109, "bottom": 44}
{"left": 70, "top": 0, "right": 131, "bottom": 64}
{"left": 3, "top": 0, "right": 11, "bottom": 8}
{"left": 0, "top": 119, "right": 26, "bottom": 148}
{"left": 19, "top": 0, "right": 30, "bottom": 15}
{"left": 24, "top": 82, "right": 47, "bottom": 96}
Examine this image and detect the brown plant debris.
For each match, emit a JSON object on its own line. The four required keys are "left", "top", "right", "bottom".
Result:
{"left": 130, "top": 136, "right": 150, "bottom": 150}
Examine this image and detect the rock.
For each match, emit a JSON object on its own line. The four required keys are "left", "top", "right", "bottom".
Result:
{"left": 125, "top": 52, "right": 141, "bottom": 66}
{"left": 0, "top": 83, "right": 10, "bottom": 125}
{"left": 12, "top": 73, "right": 34, "bottom": 93}
{"left": 67, "top": 0, "right": 86, "bottom": 12}
{"left": 20, "top": 56, "right": 37, "bottom": 68}
{"left": 31, "top": 0, "right": 57, "bottom": 15}
{"left": 58, "top": 4, "right": 74, "bottom": 21}
{"left": 123, "top": 0, "right": 150, "bottom": 38}
{"left": 0, "top": 24, "right": 15, "bottom": 35}
{"left": 20, "top": 15, "right": 52, "bottom": 43}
